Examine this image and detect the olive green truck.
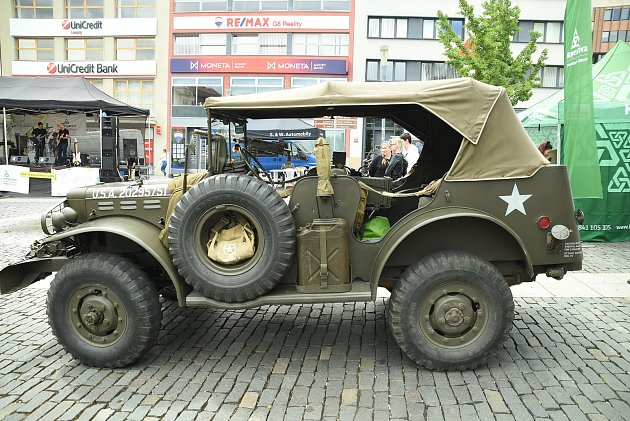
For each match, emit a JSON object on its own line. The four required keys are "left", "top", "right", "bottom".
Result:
{"left": 0, "top": 79, "right": 583, "bottom": 370}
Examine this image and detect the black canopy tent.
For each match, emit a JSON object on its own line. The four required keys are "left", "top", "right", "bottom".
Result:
{"left": 0, "top": 76, "right": 149, "bottom": 163}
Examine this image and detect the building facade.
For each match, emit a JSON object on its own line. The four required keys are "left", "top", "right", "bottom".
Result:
{"left": 0, "top": 0, "right": 169, "bottom": 169}
{"left": 592, "top": 1, "right": 630, "bottom": 61}
{"left": 3, "top": 1, "right": 627, "bottom": 172}
{"left": 167, "top": 0, "right": 355, "bottom": 172}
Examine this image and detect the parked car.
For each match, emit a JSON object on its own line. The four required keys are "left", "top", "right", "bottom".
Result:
{"left": 0, "top": 78, "right": 583, "bottom": 370}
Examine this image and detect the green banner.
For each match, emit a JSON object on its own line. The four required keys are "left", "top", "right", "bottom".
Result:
{"left": 563, "top": 0, "right": 602, "bottom": 199}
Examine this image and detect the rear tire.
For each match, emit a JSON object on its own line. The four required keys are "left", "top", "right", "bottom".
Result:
{"left": 47, "top": 253, "right": 162, "bottom": 368}
{"left": 387, "top": 251, "right": 514, "bottom": 370}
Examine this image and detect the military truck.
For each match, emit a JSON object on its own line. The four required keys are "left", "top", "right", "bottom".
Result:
{"left": 0, "top": 79, "right": 583, "bottom": 370}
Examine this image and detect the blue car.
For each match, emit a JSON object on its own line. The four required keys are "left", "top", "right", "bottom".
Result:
{"left": 245, "top": 138, "right": 317, "bottom": 171}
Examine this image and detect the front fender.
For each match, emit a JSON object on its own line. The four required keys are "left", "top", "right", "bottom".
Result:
{"left": 14, "top": 217, "right": 186, "bottom": 305}
{"left": 369, "top": 207, "right": 533, "bottom": 298}
{"left": 0, "top": 257, "right": 68, "bottom": 294}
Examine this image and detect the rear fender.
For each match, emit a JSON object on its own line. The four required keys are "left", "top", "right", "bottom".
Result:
{"left": 17, "top": 217, "right": 186, "bottom": 305}
{"left": 369, "top": 208, "right": 533, "bottom": 298}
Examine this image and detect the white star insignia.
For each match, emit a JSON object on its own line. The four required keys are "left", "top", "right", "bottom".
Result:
{"left": 499, "top": 184, "right": 532, "bottom": 216}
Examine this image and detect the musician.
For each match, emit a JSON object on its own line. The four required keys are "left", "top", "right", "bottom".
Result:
{"left": 57, "top": 122, "right": 70, "bottom": 166}
{"left": 32, "top": 122, "right": 47, "bottom": 162}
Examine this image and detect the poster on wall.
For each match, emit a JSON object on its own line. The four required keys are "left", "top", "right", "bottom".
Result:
{"left": 51, "top": 167, "right": 100, "bottom": 197}
{"left": 0, "top": 165, "right": 30, "bottom": 194}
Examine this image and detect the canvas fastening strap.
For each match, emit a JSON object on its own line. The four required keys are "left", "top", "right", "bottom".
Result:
{"left": 319, "top": 226, "right": 328, "bottom": 288}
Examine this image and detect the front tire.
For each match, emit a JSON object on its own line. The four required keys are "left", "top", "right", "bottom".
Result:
{"left": 47, "top": 253, "right": 162, "bottom": 368}
{"left": 387, "top": 251, "right": 514, "bottom": 370}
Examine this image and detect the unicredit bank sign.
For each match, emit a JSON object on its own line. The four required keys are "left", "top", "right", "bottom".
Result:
{"left": 12, "top": 61, "right": 156, "bottom": 77}
{"left": 9, "top": 18, "right": 156, "bottom": 37}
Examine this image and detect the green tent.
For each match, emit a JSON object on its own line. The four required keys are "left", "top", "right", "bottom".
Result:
{"left": 519, "top": 41, "right": 630, "bottom": 241}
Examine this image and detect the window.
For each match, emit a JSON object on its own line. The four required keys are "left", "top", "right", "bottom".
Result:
{"left": 172, "top": 77, "right": 222, "bottom": 117}
{"left": 612, "top": 8, "right": 621, "bottom": 21}
{"left": 116, "top": 38, "right": 155, "bottom": 60}
{"left": 293, "top": 0, "right": 349, "bottom": 11}
{"left": 291, "top": 77, "right": 346, "bottom": 88}
{"left": 233, "top": 0, "right": 288, "bottom": 11}
{"left": 538, "top": 66, "right": 564, "bottom": 88}
{"left": 514, "top": 21, "right": 564, "bottom": 43}
{"left": 66, "top": 0, "right": 104, "bottom": 18}
{"left": 174, "top": 0, "right": 227, "bottom": 11}
{"left": 621, "top": 8, "right": 629, "bottom": 20}
{"left": 116, "top": 0, "right": 155, "bottom": 18}
{"left": 14, "top": 0, "right": 53, "bottom": 18}
{"left": 16, "top": 38, "right": 54, "bottom": 61}
{"left": 66, "top": 38, "right": 103, "bottom": 60}
{"left": 88, "top": 79, "right": 103, "bottom": 91}
{"left": 619, "top": 30, "right": 627, "bottom": 43}
{"left": 366, "top": 60, "right": 456, "bottom": 82}
{"left": 229, "top": 77, "right": 283, "bottom": 95}
{"left": 292, "top": 33, "right": 348, "bottom": 56}
{"left": 609, "top": 31, "right": 618, "bottom": 43}
{"left": 232, "top": 34, "right": 287, "bottom": 55}
{"left": 602, "top": 31, "right": 609, "bottom": 43}
{"left": 368, "top": 16, "right": 463, "bottom": 40}
{"left": 173, "top": 34, "right": 227, "bottom": 55}
{"left": 114, "top": 80, "right": 154, "bottom": 115}
{"left": 603, "top": 9, "right": 612, "bottom": 21}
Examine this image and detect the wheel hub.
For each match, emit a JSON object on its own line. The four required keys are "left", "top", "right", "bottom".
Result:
{"left": 69, "top": 286, "right": 126, "bottom": 346}
{"left": 444, "top": 308, "right": 464, "bottom": 327}
{"left": 431, "top": 295, "right": 476, "bottom": 336}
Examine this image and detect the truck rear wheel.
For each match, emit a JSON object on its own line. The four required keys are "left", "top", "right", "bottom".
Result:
{"left": 387, "top": 251, "right": 514, "bottom": 370}
{"left": 168, "top": 174, "right": 296, "bottom": 302}
{"left": 47, "top": 253, "right": 162, "bottom": 368}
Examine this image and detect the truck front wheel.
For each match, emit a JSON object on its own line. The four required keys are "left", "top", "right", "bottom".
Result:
{"left": 387, "top": 251, "right": 514, "bottom": 370}
{"left": 47, "top": 253, "right": 162, "bottom": 368}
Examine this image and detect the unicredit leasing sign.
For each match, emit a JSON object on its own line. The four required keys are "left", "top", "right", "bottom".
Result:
{"left": 12, "top": 61, "right": 157, "bottom": 77}
{"left": 9, "top": 18, "right": 157, "bottom": 37}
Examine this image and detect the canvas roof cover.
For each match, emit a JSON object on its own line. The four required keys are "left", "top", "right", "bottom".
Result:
{"left": 205, "top": 77, "right": 547, "bottom": 180}
{"left": 0, "top": 76, "right": 149, "bottom": 116}
{"left": 519, "top": 41, "right": 630, "bottom": 127}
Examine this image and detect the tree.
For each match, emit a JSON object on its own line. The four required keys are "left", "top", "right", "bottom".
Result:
{"left": 437, "top": 0, "right": 548, "bottom": 105}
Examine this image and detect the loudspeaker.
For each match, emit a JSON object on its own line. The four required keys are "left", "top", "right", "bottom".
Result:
{"left": 102, "top": 116, "right": 118, "bottom": 137}
{"left": 38, "top": 157, "right": 56, "bottom": 165}
{"left": 10, "top": 155, "right": 30, "bottom": 165}
{"left": 102, "top": 136, "right": 115, "bottom": 152}
{"left": 102, "top": 156, "right": 116, "bottom": 172}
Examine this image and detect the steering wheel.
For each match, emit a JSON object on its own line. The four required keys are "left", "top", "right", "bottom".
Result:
{"left": 238, "top": 146, "right": 274, "bottom": 184}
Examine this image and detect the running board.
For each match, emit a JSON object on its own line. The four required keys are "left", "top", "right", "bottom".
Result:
{"left": 185, "top": 281, "right": 372, "bottom": 310}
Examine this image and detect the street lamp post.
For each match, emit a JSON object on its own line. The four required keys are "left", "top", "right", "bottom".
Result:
{"left": 379, "top": 45, "right": 389, "bottom": 145}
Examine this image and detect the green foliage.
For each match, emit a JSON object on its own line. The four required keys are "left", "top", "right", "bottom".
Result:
{"left": 437, "top": 0, "right": 548, "bottom": 105}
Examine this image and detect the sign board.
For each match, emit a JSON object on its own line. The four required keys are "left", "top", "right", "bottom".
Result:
{"left": 9, "top": 18, "right": 157, "bottom": 37}
{"left": 174, "top": 15, "right": 349, "bottom": 31}
{"left": 0, "top": 165, "right": 30, "bottom": 194}
{"left": 51, "top": 167, "right": 100, "bottom": 197}
{"left": 314, "top": 117, "right": 357, "bottom": 129}
{"left": 12, "top": 60, "right": 157, "bottom": 77}
{"left": 171, "top": 57, "right": 347, "bottom": 75}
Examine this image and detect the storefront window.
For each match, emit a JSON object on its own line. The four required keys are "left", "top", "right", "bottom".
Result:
{"left": 171, "top": 77, "right": 223, "bottom": 118}
{"left": 229, "top": 77, "right": 283, "bottom": 96}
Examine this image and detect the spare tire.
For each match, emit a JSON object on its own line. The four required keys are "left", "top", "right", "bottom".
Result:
{"left": 168, "top": 174, "right": 296, "bottom": 302}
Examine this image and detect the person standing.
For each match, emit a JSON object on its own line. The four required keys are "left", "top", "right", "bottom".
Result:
{"left": 386, "top": 138, "right": 405, "bottom": 180}
{"left": 32, "top": 122, "right": 47, "bottom": 163}
{"left": 56, "top": 122, "right": 70, "bottom": 166}
{"left": 400, "top": 132, "right": 419, "bottom": 174}
{"left": 160, "top": 148, "right": 168, "bottom": 176}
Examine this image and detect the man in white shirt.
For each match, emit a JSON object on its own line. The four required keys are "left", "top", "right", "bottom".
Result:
{"left": 401, "top": 133, "right": 419, "bottom": 174}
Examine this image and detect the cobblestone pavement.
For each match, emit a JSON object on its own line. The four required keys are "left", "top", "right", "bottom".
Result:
{"left": 1, "top": 197, "right": 629, "bottom": 420}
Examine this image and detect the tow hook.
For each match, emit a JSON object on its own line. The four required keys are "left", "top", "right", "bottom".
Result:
{"left": 546, "top": 267, "right": 566, "bottom": 280}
